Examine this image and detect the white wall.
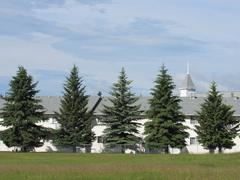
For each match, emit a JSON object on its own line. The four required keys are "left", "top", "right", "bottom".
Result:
{"left": 180, "top": 89, "right": 196, "bottom": 98}
{"left": 0, "top": 118, "right": 15, "bottom": 151}
{"left": 183, "top": 118, "right": 208, "bottom": 154}
{"left": 92, "top": 123, "right": 106, "bottom": 153}
{"left": 37, "top": 118, "right": 60, "bottom": 129}
{"left": 0, "top": 117, "right": 240, "bottom": 154}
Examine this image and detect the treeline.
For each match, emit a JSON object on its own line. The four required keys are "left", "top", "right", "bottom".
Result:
{"left": 0, "top": 65, "right": 239, "bottom": 153}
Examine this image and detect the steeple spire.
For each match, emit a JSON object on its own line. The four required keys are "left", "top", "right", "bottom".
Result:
{"left": 187, "top": 62, "right": 190, "bottom": 75}
{"left": 180, "top": 63, "right": 196, "bottom": 97}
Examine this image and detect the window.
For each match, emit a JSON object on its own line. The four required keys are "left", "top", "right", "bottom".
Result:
{"left": 97, "top": 136, "right": 103, "bottom": 143}
{"left": 190, "top": 117, "right": 197, "bottom": 125}
{"left": 190, "top": 137, "right": 197, "bottom": 145}
{"left": 51, "top": 119, "right": 57, "bottom": 124}
{"left": 96, "top": 118, "right": 99, "bottom": 124}
{"left": 96, "top": 118, "right": 103, "bottom": 125}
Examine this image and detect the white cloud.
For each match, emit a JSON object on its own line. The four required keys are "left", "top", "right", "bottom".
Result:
{"left": 1, "top": 0, "right": 240, "bottom": 95}
{"left": 0, "top": 35, "right": 75, "bottom": 75}
{"left": 0, "top": 34, "right": 138, "bottom": 91}
{"left": 32, "top": 0, "right": 240, "bottom": 42}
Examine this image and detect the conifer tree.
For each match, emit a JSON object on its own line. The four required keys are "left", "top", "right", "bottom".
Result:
{"left": 0, "top": 66, "right": 48, "bottom": 152}
{"left": 196, "top": 82, "right": 239, "bottom": 153}
{"left": 102, "top": 68, "right": 141, "bottom": 153}
{"left": 54, "top": 65, "right": 95, "bottom": 153}
{"left": 144, "top": 65, "right": 188, "bottom": 153}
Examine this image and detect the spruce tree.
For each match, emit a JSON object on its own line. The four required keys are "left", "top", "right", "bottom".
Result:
{"left": 144, "top": 65, "right": 189, "bottom": 153}
{"left": 196, "top": 82, "right": 239, "bottom": 153}
{"left": 54, "top": 65, "right": 95, "bottom": 153}
{"left": 102, "top": 68, "right": 141, "bottom": 153}
{"left": 0, "top": 66, "right": 48, "bottom": 152}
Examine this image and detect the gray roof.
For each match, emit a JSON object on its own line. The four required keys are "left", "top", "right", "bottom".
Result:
{"left": 0, "top": 96, "right": 101, "bottom": 115}
{"left": 180, "top": 74, "right": 196, "bottom": 90}
{"left": 0, "top": 96, "right": 240, "bottom": 116}
{"left": 39, "top": 96, "right": 101, "bottom": 115}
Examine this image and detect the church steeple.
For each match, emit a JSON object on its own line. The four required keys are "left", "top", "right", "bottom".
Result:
{"left": 187, "top": 62, "right": 190, "bottom": 75}
{"left": 180, "top": 63, "right": 196, "bottom": 97}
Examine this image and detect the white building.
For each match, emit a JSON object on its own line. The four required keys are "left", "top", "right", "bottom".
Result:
{"left": 0, "top": 71, "right": 240, "bottom": 154}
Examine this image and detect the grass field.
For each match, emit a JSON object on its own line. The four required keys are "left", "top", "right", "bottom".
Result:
{"left": 0, "top": 153, "right": 239, "bottom": 180}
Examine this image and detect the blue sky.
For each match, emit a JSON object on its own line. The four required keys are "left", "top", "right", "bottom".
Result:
{"left": 0, "top": 0, "right": 240, "bottom": 96}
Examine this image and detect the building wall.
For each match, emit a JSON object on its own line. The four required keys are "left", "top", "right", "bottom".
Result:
{"left": 183, "top": 117, "right": 208, "bottom": 154}
{"left": 0, "top": 117, "right": 240, "bottom": 154}
{"left": 0, "top": 118, "right": 15, "bottom": 151}
{"left": 180, "top": 89, "right": 196, "bottom": 98}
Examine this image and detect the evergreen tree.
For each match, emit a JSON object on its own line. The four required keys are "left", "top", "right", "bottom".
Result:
{"left": 0, "top": 66, "right": 48, "bottom": 152}
{"left": 196, "top": 82, "right": 239, "bottom": 153}
{"left": 144, "top": 65, "right": 189, "bottom": 153}
{"left": 54, "top": 65, "right": 95, "bottom": 153}
{"left": 102, "top": 68, "right": 141, "bottom": 153}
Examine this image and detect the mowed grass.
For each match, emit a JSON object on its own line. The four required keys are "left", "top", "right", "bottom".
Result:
{"left": 0, "top": 153, "right": 239, "bottom": 180}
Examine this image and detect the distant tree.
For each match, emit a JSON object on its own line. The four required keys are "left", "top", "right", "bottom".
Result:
{"left": 144, "top": 65, "right": 189, "bottom": 153}
{"left": 0, "top": 66, "right": 49, "bottom": 152}
{"left": 53, "top": 65, "right": 95, "bottom": 153}
{"left": 196, "top": 82, "right": 239, "bottom": 153}
{"left": 102, "top": 68, "right": 141, "bottom": 153}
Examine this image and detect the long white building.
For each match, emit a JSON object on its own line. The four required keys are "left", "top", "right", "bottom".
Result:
{"left": 0, "top": 71, "right": 240, "bottom": 154}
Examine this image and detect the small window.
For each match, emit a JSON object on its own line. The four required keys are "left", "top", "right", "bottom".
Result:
{"left": 190, "top": 137, "right": 197, "bottom": 145}
{"left": 190, "top": 117, "right": 197, "bottom": 125}
{"left": 96, "top": 118, "right": 100, "bottom": 124}
{"left": 51, "top": 119, "right": 57, "bottom": 124}
{"left": 97, "top": 136, "right": 103, "bottom": 143}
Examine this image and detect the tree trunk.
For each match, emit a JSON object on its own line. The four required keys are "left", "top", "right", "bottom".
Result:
{"left": 164, "top": 147, "right": 169, "bottom": 154}
{"left": 21, "top": 146, "right": 27, "bottom": 152}
{"left": 72, "top": 146, "right": 77, "bottom": 153}
{"left": 209, "top": 148, "right": 215, "bottom": 154}
{"left": 218, "top": 147, "right": 223, "bottom": 154}
{"left": 121, "top": 145, "right": 125, "bottom": 154}
{"left": 85, "top": 145, "right": 91, "bottom": 153}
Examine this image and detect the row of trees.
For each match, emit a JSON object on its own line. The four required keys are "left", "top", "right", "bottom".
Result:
{"left": 0, "top": 65, "right": 238, "bottom": 153}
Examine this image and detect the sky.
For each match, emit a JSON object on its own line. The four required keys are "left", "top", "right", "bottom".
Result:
{"left": 0, "top": 0, "right": 240, "bottom": 96}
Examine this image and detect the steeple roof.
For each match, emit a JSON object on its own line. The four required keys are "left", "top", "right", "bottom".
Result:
{"left": 180, "top": 73, "right": 196, "bottom": 90}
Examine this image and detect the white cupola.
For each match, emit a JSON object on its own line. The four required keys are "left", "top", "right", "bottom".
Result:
{"left": 180, "top": 63, "right": 196, "bottom": 97}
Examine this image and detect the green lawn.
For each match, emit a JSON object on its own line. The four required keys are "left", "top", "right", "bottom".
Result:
{"left": 0, "top": 153, "right": 239, "bottom": 180}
